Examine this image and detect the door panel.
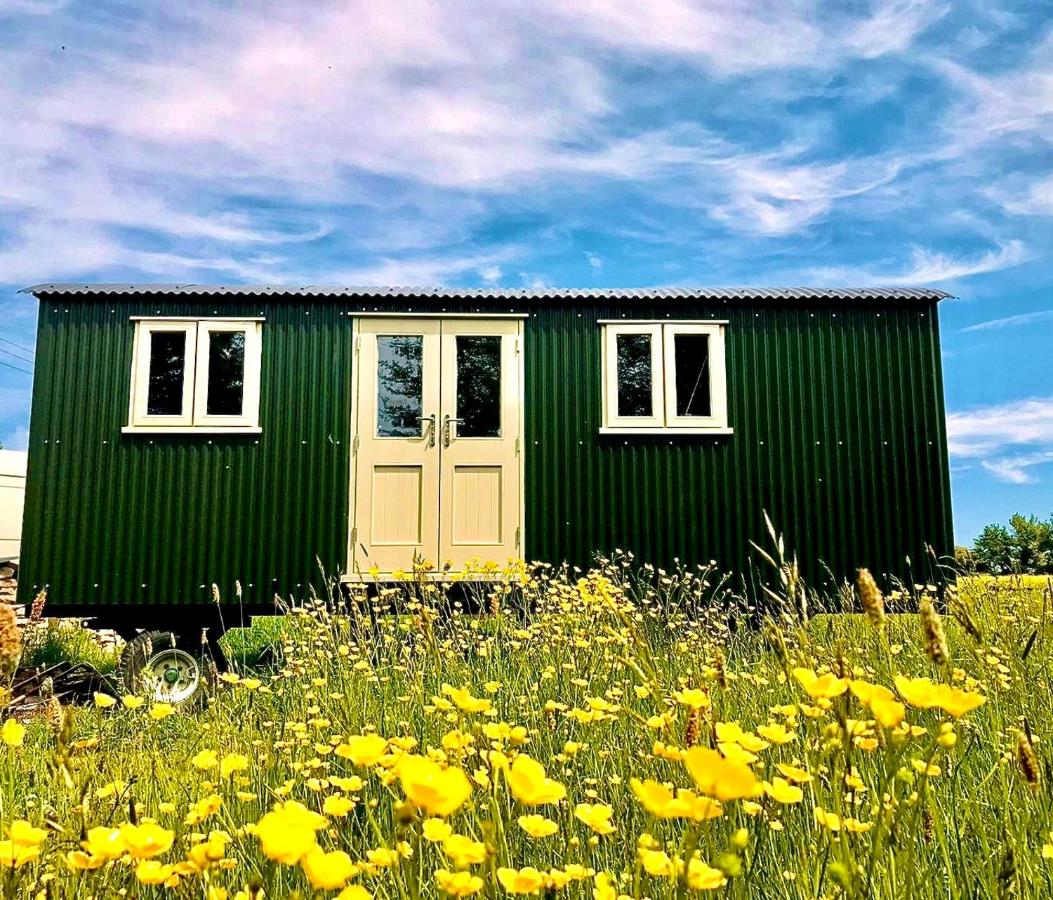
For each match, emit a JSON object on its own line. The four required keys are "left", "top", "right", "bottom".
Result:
{"left": 351, "top": 320, "right": 441, "bottom": 573}
{"left": 438, "top": 320, "right": 521, "bottom": 569}
{"left": 350, "top": 317, "right": 522, "bottom": 577}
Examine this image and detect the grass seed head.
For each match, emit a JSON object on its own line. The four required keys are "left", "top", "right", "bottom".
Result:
{"left": 919, "top": 594, "right": 949, "bottom": 667}
{"left": 856, "top": 568, "right": 886, "bottom": 629}
{"left": 0, "top": 602, "right": 22, "bottom": 678}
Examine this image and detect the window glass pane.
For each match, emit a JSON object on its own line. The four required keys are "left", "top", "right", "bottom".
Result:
{"left": 146, "top": 331, "right": 186, "bottom": 416}
{"left": 616, "top": 333, "right": 653, "bottom": 417}
{"left": 206, "top": 330, "right": 246, "bottom": 416}
{"left": 377, "top": 335, "right": 423, "bottom": 437}
{"left": 456, "top": 335, "right": 501, "bottom": 437}
{"left": 674, "top": 333, "right": 711, "bottom": 417}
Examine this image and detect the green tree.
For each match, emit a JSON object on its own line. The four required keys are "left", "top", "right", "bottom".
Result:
{"left": 971, "top": 514, "right": 1053, "bottom": 574}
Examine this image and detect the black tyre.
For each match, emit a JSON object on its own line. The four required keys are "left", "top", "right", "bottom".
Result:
{"left": 117, "top": 630, "right": 217, "bottom": 705}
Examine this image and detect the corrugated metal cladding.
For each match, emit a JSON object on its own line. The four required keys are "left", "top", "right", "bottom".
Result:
{"left": 19, "top": 290, "right": 952, "bottom": 610}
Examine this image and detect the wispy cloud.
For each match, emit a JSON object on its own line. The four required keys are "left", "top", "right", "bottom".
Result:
{"left": 961, "top": 308, "right": 1053, "bottom": 332}
{"left": 810, "top": 240, "right": 1027, "bottom": 286}
{"left": 946, "top": 396, "right": 1053, "bottom": 458}
{"left": 981, "top": 452, "right": 1053, "bottom": 485}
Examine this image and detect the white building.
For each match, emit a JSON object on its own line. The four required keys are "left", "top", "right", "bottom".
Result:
{"left": 0, "top": 450, "right": 27, "bottom": 562}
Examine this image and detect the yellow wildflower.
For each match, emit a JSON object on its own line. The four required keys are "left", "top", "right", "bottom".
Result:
{"left": 507, "top": 755, "right": 567, "bottom": 806}
{"left": 399, "top": 755, "right": 472, "bottom": 817}
{"left": 683, "top": 747, "right": 758, "bottom": 801}
{"left": 302, "top": 846, "right": 357, "bottom": 890}
{"left": 574, "top": 802, "right": 616, "bottom": 835}
{"left": 497, "top": 866, "right": 548, "bottom": 894}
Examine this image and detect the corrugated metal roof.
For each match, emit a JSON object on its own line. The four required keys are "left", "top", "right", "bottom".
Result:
{"left": 22, "top": 283, "right": 953, "bottom": 302}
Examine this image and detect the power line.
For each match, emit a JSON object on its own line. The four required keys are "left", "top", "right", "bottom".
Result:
{"left": 0, "top": 336, "right": 34, "bottom": 358}
{"left": 0, "top": 358, "right": 32, "bottom": 376}
{"left": 0, "top": 345, "right": 34, "bottom": 366}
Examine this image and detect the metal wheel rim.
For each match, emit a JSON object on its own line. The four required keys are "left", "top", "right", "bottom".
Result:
{"left": 143, "top": 648, "right": 200, "bottom": 703}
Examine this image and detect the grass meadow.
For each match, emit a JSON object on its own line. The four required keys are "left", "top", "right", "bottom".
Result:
{"left": 0, "top": 559, "right": 1050, "bottom": 899}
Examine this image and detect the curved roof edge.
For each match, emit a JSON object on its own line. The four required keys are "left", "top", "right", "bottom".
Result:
{"left": 21, "top": 283, "right": 954, "bottom": 302}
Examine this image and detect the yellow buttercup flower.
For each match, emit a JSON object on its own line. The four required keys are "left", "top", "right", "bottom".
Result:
{"left": 851, "top": 681, "right": 906, "bottom": 729}
{"left": 192, "top": 749, "right": 219, "bottom": 770}
{"left": 135, "top": 860, "right": 176, "bottom": 885}
{"left": 301, "top": 846, "right": 357, "bottom": 890}
{"left": 122, "top": 695, "right": 145, "bottom": 709}
{"left": 399, "top": 755, "right": 472, "bottom": 817}
{"left": 93, "top": 692, "right": 117, "bottom": 709}
{"left": 673, "top": 688, "right": 711, "bottom": 709}
{"left": 792, "top": 668, "right": 849, "bottom": 701}
{"left": 254, "top": 801, "right": 328, "bottom": 864}
{"left": 323, "top": 794, "right": 355, "bottom": 817}
{"left": 1, "top": 719, "right": 25, "bottom": 748}
{"left": 894, "top": 676, "right": 986, "bottom": 718}
{"left": 436, "top": 867, "right": 485, "bottom": 896}
{"left": 8, "top": 821, "right": 47, "bottom": 848}
{"left": 82, "top": 826, "right": 126, "bottom": 861}
{"left": 686, "top": 858, "right": 727, "bottom": 891}
{"left": 423, "top": 818, "right": 454, "bottom": 842}
{"left": 756, "top": 722, "right": 795, "bottom": 744}
{"left": 443, "top": 833, "right": 487, "bottom": 868}
{"left": 497, "top": 866, "right": 548, "bottom": 894}
{"left": 120, "top": 822, "right": 175, "bottom": 859}
{"left": 220, "top": 753, "right": 250, "bottom": 778}
{"left": 335, "top": 734, "right": 389, "bottom": 767}
{"left": 506, "top": 755, "right": 566, "bottom": 806}
{"left": 517, "top": 814, "right": 559, "bottom": 838}
{"left": 0, "top": 840, "right": 39, "bottom": 868}
{"left": 683, "top": 747, "right": 758, "bottom": 801}
{"left": 441, "top": 684, "right": 493, "bottom": 714}
{"left": 764, "top": 777, "right": 803, "bottom": 804}
{"left": 149, "top": 703, "right": 175, "bottom": 721}
{"left": 573, "top": 802, "right": 616, "bottom": 835}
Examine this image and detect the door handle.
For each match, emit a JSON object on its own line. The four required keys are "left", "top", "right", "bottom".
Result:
{"left": 420, "top": 414, "right": 436, "bottom": 448}
{"left": 443, "top": 415, "right": 465, "bottom": 448}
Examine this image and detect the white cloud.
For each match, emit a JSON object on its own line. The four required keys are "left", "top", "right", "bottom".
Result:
{"left": 0, "top": 425, "right": 29, "bottom": 452}
{"left": 981, "top": 452, "right": 1053, "bottom": 485}
{"left": 989, "top": 174, "right": 1053, "bottom": 217}
{"left": 946, "top": 396, "right": 1053, "bottom": 458}
{"left": 961, "top": 308, "right": 1053, "bottom": 332}
{"left": 478, "top": 265, "right": 503, "bottom": 284}
{"left": 585, "top": 253, "right": 602, "bottom": 270}
{"left": 810, "top": 240, "right": 1027, "bottom": 286}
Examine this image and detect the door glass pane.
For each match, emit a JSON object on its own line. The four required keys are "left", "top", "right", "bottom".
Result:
{"left": 456, "top": 335, "right": 501, "bottom": 437}
{"left": 206, "top": 330, "right": 246, "bottom": 416}
{"left": 377, "top": 335, "right": 423, "bottom": 437}
{"left": 146, "top": 330, "right": 186, "bottom": 416}
{"left": 673, "top": 333, "right": 711, "bottom": 417}
{"left": 616, "top": 333, "right": 653, "bottom": 417}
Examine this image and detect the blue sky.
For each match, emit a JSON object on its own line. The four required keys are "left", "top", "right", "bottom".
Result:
{"left": 0, "top": 0, "right": 1051, "bottom": 544}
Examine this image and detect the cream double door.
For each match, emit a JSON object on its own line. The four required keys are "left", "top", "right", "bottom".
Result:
{"left": 350, "top": 318, "right": 522, "bottom": 575}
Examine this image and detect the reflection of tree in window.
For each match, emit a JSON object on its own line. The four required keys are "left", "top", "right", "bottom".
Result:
{"left": 147, "top": 331, "right": 186, "bottom": 416}
{"left": 616, "top": 333, "right": 652, "bottom": 417}
{"left": 673, "top": 333, "right": 711, "bottom": 417}
{"left": 206, "top": 331, "right": 246, "bottom": 416}
{"left": 377, "top": 336, "right": 423, "bottom": 437}
{"left": 456, "top": 336, "right": 501, "bottom": 437}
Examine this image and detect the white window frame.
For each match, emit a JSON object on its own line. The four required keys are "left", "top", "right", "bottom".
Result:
{"left": 600, "top": 320, "right": 732, "bottom": 435}
{"left": 602, "top": 323, "right": 664, "bottom": 429}
{"left": 124, "top": 317, "right": 263, "bottom": 434}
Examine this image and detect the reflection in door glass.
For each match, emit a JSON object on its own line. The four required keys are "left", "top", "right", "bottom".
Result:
{"left": 456, "top": 335, "right": 501, "bottom": 437}
{"left": 377, "top": 335, "right": 424, "bottom": 437}
{"left": 147, "top": 331, "right": 186, "bottom": 416}
{"left": 616, "top": 332, "right": 652, "bottom": 417}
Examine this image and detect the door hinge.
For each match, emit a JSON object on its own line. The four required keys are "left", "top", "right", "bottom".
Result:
{"left": 354, "top": 334, "right": 362, "bottom": 353}
{"left": 352, "top": 434, "right": 360, "bottom": 455}
{"left": 514, "top": 526, "right": 521, "bottom": 549}
{"left": 514, "top": 436, "right": 520, "bottom": 456}
{"left": 515, "top": 337, "right": 521, "bottom": 355}
{"left": 350, "top": 526, "right": 358, "bottom": 545}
